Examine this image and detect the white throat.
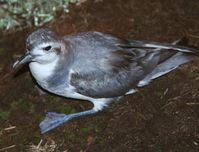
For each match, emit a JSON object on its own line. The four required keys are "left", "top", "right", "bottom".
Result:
{"left": 29, "top": 59, "right": 58, "bottom": 86}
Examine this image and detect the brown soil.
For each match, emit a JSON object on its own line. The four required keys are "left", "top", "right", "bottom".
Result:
{"left": 0, "top": 0, "right": 199, "bottom": 151}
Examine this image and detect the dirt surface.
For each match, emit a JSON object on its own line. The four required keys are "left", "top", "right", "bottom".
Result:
{"left": 0, "top": 0, "right": 199, "bottom": 151}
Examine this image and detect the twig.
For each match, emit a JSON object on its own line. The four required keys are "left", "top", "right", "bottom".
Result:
{"left": 186, "top": 102, "right": 199, "bottom": 106}
{"left": 4, "top": 126, "right": 16, "bottom": 131}
{"left": 160, "top": 101, "right": 173, "bottom": 110}
{"left": 161, "top": 88, "right": 169, "bottom": 99}
{"left": 37, "top": 139, "right": 43, "bottom": 149}
{"left": 0, "top": 145, "right": 16, "bottom": 151}
{"left": 188, "top": 34, "right": 199, "bottom": 39}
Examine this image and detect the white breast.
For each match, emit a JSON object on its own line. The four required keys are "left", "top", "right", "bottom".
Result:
{"left": 29, "top": 60, "right": 58, "bottom": 88}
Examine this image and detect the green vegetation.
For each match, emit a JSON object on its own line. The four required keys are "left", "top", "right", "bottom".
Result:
{"left": 80, "top": 124, "right": 99, "bottom": 133}
{"left": 0, "top": 0, "right": 79, "bottom": 29}
{"left": 0, "top": 109, "right": 10, "bottom": 120}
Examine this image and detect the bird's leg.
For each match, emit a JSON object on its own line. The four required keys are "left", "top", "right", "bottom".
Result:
{"left": 39, "top": 99, "right": 110, "bottom": 134}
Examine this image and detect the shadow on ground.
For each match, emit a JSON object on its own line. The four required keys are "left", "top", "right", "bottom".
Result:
{"left": 0, "top": 0, "right": 199, "bottom": 151}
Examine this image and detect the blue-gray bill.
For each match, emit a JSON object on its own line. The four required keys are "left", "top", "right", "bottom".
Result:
{"left": 13, "top": 51, "right": 33, "bottom": 69}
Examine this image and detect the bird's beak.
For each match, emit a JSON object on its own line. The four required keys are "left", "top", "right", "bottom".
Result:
{"left": 13, "top": 51, "right": 33, "bottom": 69}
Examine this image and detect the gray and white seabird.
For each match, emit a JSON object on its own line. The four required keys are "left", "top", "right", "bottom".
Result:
{"left": 13, "top": 28, "right": 198, "bottom": 134}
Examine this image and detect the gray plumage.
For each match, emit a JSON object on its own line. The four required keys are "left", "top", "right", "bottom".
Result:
{"left": 13, "top": 28, "right": 198, "bottom": 133}
{"left": 45, "top": 31, "right": 196, "bottom": 98}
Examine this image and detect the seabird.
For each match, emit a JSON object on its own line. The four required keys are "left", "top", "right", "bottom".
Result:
{"left": 13, "top": 28, "right": 198, "bottom": 133}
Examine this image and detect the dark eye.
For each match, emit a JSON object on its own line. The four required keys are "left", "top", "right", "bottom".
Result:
{"left": 43, "top": 46, "right": 52, "bottom": 51}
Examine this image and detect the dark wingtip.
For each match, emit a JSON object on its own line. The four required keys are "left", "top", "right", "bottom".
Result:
{"left": 179, "top": 37, "right": 199, "bottom": 54}
{"left": 176, "top": 37, "right": 199, "bottom": 54}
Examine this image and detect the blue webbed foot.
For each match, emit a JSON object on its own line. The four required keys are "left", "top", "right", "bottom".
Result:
{"left": 39, "top": 112, "right": 71, "bottom": 134}
{"left": 39, "top": 109, "right": 98, "bottom": 134}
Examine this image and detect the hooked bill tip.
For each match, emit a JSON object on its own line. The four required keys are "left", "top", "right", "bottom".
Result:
{"left": 12, "top": 60, "right": 20, "bottom": 69}
{"left": 12, "top": 51, "right": 33, "bottom": 69}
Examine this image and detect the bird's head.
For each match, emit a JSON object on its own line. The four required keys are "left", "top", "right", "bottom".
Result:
{"left": 13, "top": 28, "right": 65, "bottom": 69}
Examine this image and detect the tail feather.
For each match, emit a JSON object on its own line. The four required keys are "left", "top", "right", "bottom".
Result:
{"left": 157, "top": 38, "right": 187, "bottom": 64}
{"left": 138, "top": 52, "right": 193, "bottom": 87}
{"left": 137, "top": 37, "right": 198, "bottom": 87}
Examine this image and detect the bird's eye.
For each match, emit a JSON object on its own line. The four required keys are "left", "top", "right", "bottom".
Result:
{"left": 43, "top": 46, "right": 52, "bottom": 51}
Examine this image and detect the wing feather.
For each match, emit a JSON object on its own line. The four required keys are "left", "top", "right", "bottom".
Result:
{"left": 70, "top": 50, "right": 144, "bottom": 98}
